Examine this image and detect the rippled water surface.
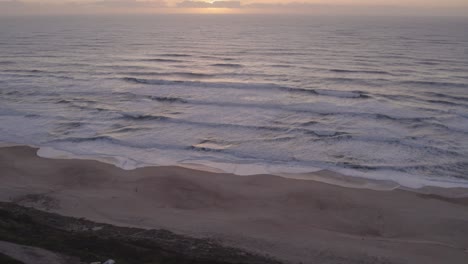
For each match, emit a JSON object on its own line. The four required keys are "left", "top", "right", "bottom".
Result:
{"left": 1, "top": 15, "right": 467, "bottom": 187}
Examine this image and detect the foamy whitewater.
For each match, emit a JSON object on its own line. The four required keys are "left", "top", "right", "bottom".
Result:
{"left": 1, "top": 15, "right": 467, "bottom": 188}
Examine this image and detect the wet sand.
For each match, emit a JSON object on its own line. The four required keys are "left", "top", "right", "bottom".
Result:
{"left": 1, "top": 146, "right": 468, "bottom": 264}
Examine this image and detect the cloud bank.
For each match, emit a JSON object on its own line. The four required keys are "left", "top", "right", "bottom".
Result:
{"left": 93, "top": 0, "right": 165, "bottom": 8}
{"left": 177, "top": 1, "right": 241, "bottom": 8}
{"left": 0, "top": 0, "right": 166, "bottom": 14}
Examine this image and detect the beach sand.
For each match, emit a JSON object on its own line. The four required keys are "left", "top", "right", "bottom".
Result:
{"left": 1, "top": 146, "right": 468, "bottom": 264}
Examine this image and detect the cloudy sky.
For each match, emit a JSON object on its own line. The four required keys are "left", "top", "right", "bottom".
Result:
{"left": 1, "top": 0, "right": 468, "bottom": 15}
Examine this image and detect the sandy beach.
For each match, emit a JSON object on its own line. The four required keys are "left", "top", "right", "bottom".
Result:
{"left": 1, "top": 145, "right": 468, "bottom": 264}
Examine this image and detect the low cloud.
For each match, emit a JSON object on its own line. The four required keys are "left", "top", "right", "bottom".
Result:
{"left": 248, "top": 2, "right": 468, "bottom": 16}
{"left": 0, "top": 0, "right": 167, "bottom": 15}
{"left": 0, "top": 0, "right": 28, "bottom": 9}
{"left": 92, "top": 0, "right": 166, "bottom": 8}
{"left": 177, "top": 1, "right": 240, "bottom": 8}
{"left": 175, "top": 1, "right": 468, "bottom": 16}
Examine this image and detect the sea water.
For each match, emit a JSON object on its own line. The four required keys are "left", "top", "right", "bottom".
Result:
{"left": 1, "top": 15, "right": 467, "bottom": 188}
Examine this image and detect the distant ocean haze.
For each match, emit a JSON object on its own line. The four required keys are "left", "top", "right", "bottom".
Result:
{"left": 0, "top": 15, "right": 467, "bottom": 188}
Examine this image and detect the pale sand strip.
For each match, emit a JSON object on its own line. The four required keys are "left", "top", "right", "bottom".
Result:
{"left": 1, "top": 146, "right": 468, "bottom": 264}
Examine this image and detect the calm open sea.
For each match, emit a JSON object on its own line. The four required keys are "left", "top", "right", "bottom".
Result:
{"left": 1, "top": 15, "right": 467, "bottom": 188}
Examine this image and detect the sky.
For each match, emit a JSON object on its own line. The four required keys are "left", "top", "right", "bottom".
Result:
{"left": 1, "top": 0, "right": 468, "bottom": 16}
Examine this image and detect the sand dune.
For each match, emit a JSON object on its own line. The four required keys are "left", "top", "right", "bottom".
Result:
{"left": 1, "top": 146, "right": 468, "bottom": 264}
{"left": 0, "top": 241, "right": 81, "bottom": 264}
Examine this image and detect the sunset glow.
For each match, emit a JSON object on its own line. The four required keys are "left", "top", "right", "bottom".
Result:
{"left": 1, "top": 0, "right": 468, "bottom": 15}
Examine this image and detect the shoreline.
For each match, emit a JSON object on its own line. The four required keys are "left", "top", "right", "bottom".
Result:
{"left": 2, "top": 142, "right": 468, "bottom": 192}
{"left": 1, "top": 145, "right": 468, "bottom": 263}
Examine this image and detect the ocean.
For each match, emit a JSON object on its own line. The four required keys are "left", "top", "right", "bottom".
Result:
{"left": 0, "top": 15, "right": 467, "bottom": 188}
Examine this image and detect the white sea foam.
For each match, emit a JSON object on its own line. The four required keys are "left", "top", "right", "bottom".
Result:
{"left": 26, "top": 143, "right": 468, "bottom": 190}
{"left": 37, "top": 147, "right": 145, "bottom": 170}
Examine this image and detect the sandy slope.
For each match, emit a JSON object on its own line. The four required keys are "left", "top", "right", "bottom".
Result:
{"left": 0, "top": 240, "right": 82, "bottom": 264}
{"left": 1, "top": 146, "right": 468, "bottom": 264}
